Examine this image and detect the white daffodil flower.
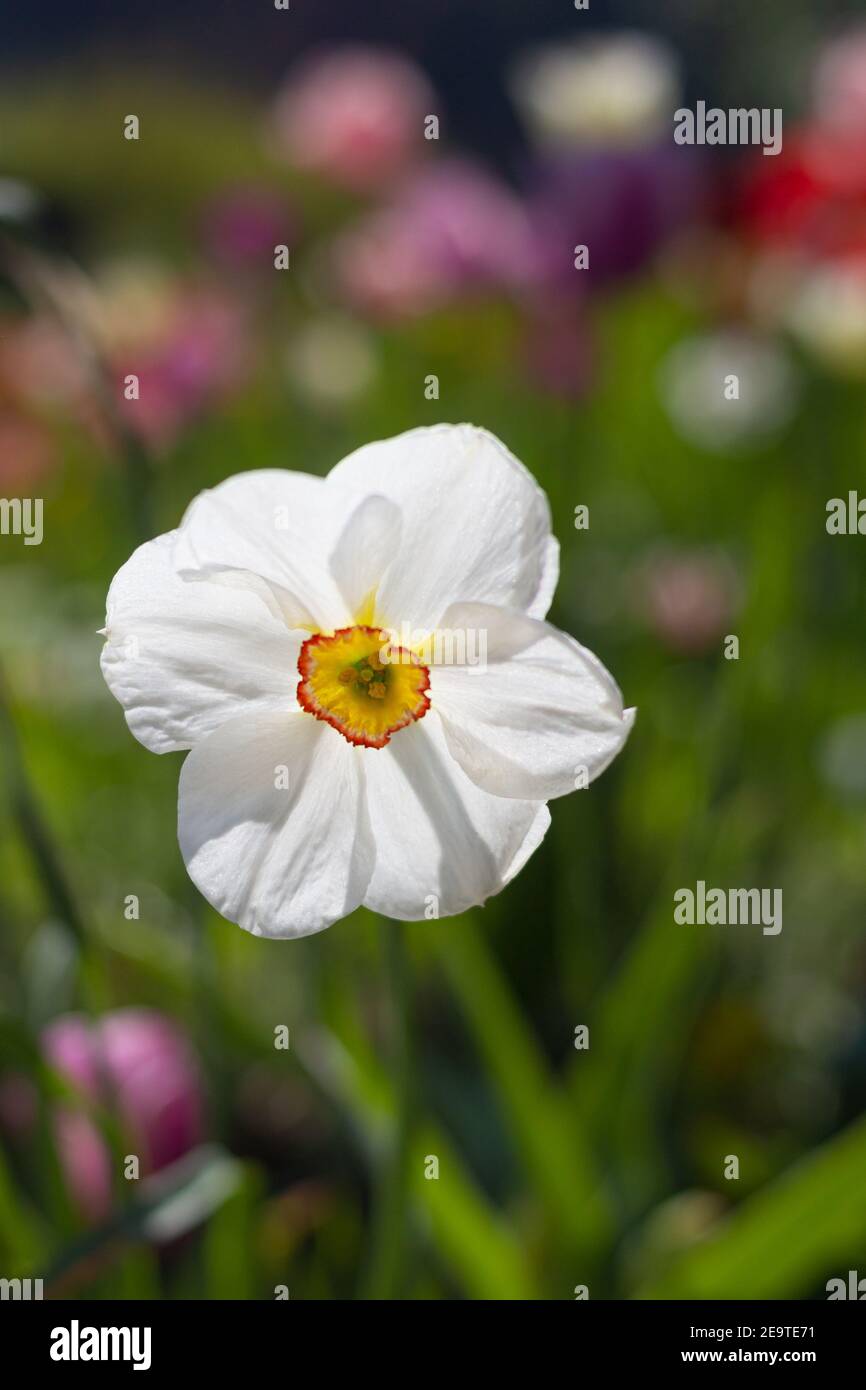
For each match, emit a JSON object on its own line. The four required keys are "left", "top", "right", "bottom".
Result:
{"left": 100, "top": 424, "right": 634, "bottom": 937}
{"left": 510, "top": 32, "right": 680, "bottom": 150}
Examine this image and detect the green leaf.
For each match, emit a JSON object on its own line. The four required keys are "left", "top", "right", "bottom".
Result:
{"left": 298, "top": 1018, "right": 538, "bottom": 1300}
{"left": 0, "top": 1142, "right": 48, "bottom": 1268}
{"left": 42, "top": 1144, "right": 245, "bottom": 1292}
{"left": 435, "top": 917, "right": 612, "bottom": 1259}
{"left": 411, "top": 1128, "right": 536, "bottom": 1300}
{"left": 638, "top": 1114, "right": 866, "bottom": 1299}
{"left": 203, "top": 1165, "right": 264, "bottom": 1300}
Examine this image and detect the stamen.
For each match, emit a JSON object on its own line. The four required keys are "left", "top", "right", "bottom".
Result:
{"left": 297, "top": 625, "right": 431, "bottom": 749}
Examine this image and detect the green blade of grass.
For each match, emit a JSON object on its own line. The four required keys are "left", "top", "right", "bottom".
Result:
{"left": 434, "top": 916, "right": 612, "bottom": 1260}
{"left": 298, "top": 1019, "right": 537, "bottom": 1300}
{"left": 410, "top": 1126, "right": 536, "bottom": 1300}
{"left": 638, "top": 1113, "right": 866, "bottom": 1299}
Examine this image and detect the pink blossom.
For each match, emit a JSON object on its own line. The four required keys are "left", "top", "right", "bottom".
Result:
{"left": 112, "top": 287, "right": 252, "bottom": 451}
{"left": 0, "top": 270, "right": 252, "bottom": 453}
{"left": 0, "top": 315, "right": 90, "bottom": 411}
{"left": 0, "top": 412, "right": 58, "bottom": 489}
{"left": 336, "top": 161, "right": 536, "bottom": 319}
{"left": 271, "top": 47, "right": 434, "bottom": 192}
{"left": 41, "top": 1010, "right": 205, "bottom": 1223}
{"left": 636, "top": 549, "right": 740, "bottom": 655}
{"left": 814, "top": 26, "right": 866, "bottom": 137}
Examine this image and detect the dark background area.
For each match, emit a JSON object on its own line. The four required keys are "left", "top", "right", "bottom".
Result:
{"left": 2, "top": 0, "right": 856, "bottom": 167}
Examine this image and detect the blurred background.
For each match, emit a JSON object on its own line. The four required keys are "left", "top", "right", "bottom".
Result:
{"left": 1, "top": 0, "right": 866, "bottom": 1301}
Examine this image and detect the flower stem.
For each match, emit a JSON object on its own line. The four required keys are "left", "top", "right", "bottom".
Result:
{"left": 0, "top": 661, "right": 85, "bottom": 945}
{"left": 360, "top": 922, "right": 415, "bottom": 1300}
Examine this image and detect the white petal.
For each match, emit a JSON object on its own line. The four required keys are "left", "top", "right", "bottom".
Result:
{"left": 531, "top": 535, "right": 560, "bottom": 620}
{"left": 101, "top": 533, "right": 303, "bottom": 754}
{"left": 187, "top": 565, "right": 318, "bottom": 630}
{"left": 360, "top": 712, "right": 550, "bottom": 919}
{"left": 178, "top": 712, "right": 374, "bottom": 938}
{"left": 326, "top": 424, "right": 555, "bottom": 631}
{"left": 431, "top": 602, "right": 635, "bottom": 800}
{"left": 329, "top": 493, "right": 402, "bottom": 619}
{"left": 171, "top": 470, "right": 354, "bottom": 631}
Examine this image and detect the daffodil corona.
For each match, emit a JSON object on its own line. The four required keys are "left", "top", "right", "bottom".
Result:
{"left": 100, "top": 424, "right": 634, "bottom": 937}
{"left": 297, "top": 625, "right": 430, "bottom": 748}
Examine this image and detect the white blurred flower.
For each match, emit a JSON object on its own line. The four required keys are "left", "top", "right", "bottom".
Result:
{"left": 819, "top": 714, "right": 866, "bottom": 800}
{"left": 510, "top": 32, "right": 681, "bottom": 148}
{"left": 0, "top": 178, "right": 41, "bottom": 224}
{"left": 68, "top": 257, "right": 179, "bottom": 355}
{"left": 100, "top": 425, "right": 634, "bottom": 937}
{"left": 785, "top": 262, "right": 866, "bottom": 377}
{"left": 659, "top": 330, "right": 797, "bottom": 452}
{"left": 286, "top": 316, "right": 377, "bottom": 409}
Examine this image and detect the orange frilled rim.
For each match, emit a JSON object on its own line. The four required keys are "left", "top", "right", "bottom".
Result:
{"left": 297, "top": 625, "right": 431, "bottom": 749}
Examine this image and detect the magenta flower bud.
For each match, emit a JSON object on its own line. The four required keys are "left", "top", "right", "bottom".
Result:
{"left": 41, "top": 1009, "right": 205, "bottom": 1222}
{"left": 201, "top": 184, "right": 297, "bottom": 269}
{"left": 53, "top": 1109, "right": 113, "bottom": 1225}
